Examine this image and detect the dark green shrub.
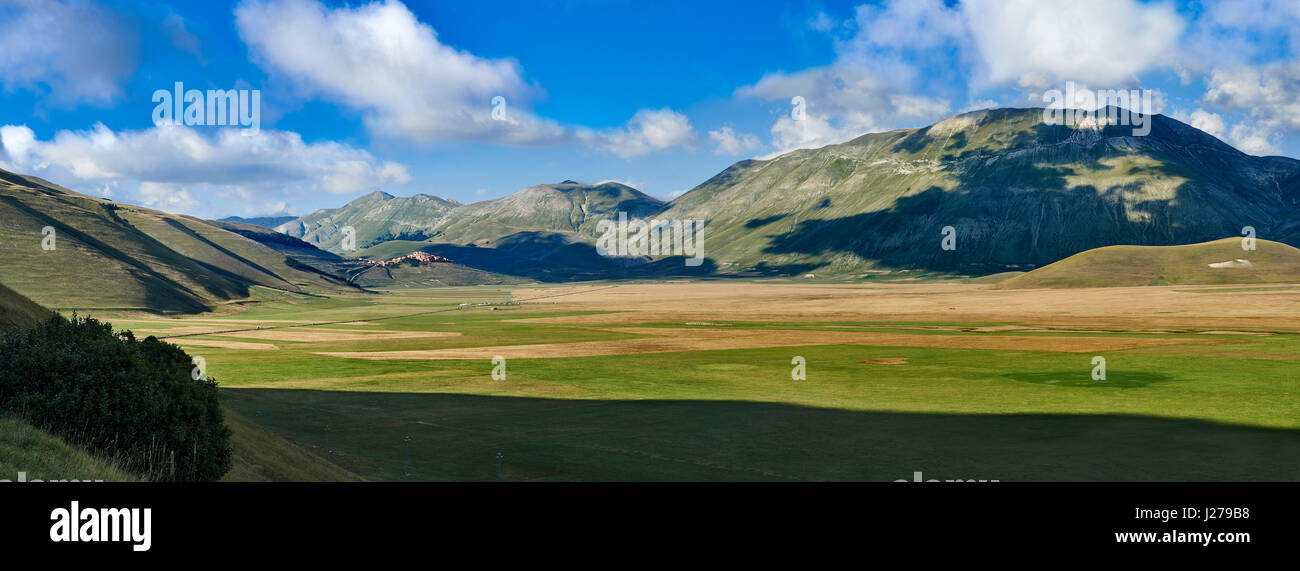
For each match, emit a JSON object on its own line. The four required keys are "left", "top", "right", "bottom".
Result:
{"left": 0, "top": 314, "right": 231, "bottom": 481}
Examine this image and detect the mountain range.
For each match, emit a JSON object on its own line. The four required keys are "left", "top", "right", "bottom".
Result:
{"left": 3, "top": 106, "right": 1299, "bottom": 312}
{"left": 278, "top": 107, "right": 1300, "bottom": 277}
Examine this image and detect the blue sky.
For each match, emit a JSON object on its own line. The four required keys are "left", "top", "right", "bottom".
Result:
{"left": 0, "top": 0, "right": 1297, "bottom": 219}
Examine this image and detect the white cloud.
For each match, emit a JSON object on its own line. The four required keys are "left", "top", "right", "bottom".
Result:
{"left": 581, "top": 109, "right": 696, "bottom": 158}
{"left": 1229, "top": 124, "right": 1281, "bottom": 156}
{"left": 235, "top": 0, "right": 564, "bottom": 144}
{"left": 1182, "top": 0, "right": 1300, "bottom": 70}
{"left": 961, "top": 0, "right": 1184, "bottom": 89}
{"left": 0, "top": 123, "right": 410, "bottom": 216}
{"left": 738, "top": 63, "right": 951, "bottom": 155}
{"left": 708, "top": 127, "right": 761, "bottom": 156}
{"left": 1203, "top": 63, "right": 1300, "bottom": 133}
{"left": 0, "top": 0, "right": 138, "bottom": 106}
{"left": 1186, "top": 109, "right": 1226, "bottom": 138}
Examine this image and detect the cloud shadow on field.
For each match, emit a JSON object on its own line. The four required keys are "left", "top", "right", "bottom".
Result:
{"left": 221, "top": 388, "right": 1300, "bottom": 482}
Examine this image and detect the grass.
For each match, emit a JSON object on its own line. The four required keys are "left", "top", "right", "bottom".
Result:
{"left": 998, "top": 238, "right": 1300, "bottom": 288}
{"left": 97, "top": 286, "right": 1300, "bottom": 482}
{"left": 220, "top": 406, "right": 364, "bottom": 482}
{"left": 0, "top": 416, "right": 137, "bottom": 482}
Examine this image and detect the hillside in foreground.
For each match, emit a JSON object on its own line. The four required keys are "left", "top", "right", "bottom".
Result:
{"left": 0, "top": 282, "right": 51, "bottom": 331}
{"left": 0, "top": 168, "right": 361, "bottom": 313}
{"left": 0, "top": 416, "right": 138, "bottom": 482}
{"left": 996, "top": 237, "right": 1300, "bottom": 288}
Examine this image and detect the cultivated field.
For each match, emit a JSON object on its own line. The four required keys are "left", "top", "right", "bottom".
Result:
{"left": 96, "top": 280, "right": 1300, "bottom": 481}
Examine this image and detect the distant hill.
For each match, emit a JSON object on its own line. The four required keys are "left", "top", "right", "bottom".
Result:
{"left": 0, "top": 281, "right": 51, "bottom": 331}
{"left": 0, "top": 168, "right": 361, "bottom": 313}
{"left": 276, "top": 191, "right": 462, "bottom": 253}
{"left": 218, "top": 215, "right": 297, "bottom": 228}
{"left": 278, "top": 181, "right": 664, "bottom": 255}
{"left": 997, "top": 237, "right": 1300, "bottom": 288}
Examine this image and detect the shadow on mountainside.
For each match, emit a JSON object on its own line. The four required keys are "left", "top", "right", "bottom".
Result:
{"left": 763, "top": 119, "right": 1300, "bottom": 274}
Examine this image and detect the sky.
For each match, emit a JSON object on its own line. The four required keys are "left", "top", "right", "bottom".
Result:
{"left": 0, "top": 0, "right": 1298, "bottom": 219}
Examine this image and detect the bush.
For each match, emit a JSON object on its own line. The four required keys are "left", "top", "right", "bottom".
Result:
{"left": 0, "top": 314, "right": 231, "bottom": 481}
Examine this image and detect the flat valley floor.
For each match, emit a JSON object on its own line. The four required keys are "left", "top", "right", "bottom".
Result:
{"left": 97, "top": 281, "right": 1300, "bottom": 481}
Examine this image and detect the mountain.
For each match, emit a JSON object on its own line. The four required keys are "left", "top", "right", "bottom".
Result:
{"left": 996, "top": 237, "right": 1300, "bottom": 288}
{"left": 656, "top": 107, "right": 1300, "bottom": 275}
{"left": 278, "top": 181, "right": 664, "bottom": 255}
{"left": 218, "top": 215, "right": 297, "bottom": 228}
{"left": 276, "top": 191, "right": 462, "bottom": 253}
{"left": 282, "top": 108, "right": 1300, "bottom": 279}
{"left": 0, "top": 168, "right": 361, "bottom": 313}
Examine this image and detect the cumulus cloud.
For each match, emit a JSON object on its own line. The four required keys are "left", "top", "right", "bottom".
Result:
{"left": 0, "top": 0, "right": 138, "bottom": 106}
{"left": 580, "top": 109, "right": 696, "bottom": 158}
{"left": 1184, "top": 109, "right": 1227, "bottom": 138}
{"left": 962, "top": 0, "right": 1184, "bottom": 90}
{"left": 1182, "top": 0, "right": 1300, "bottom": 71}
{"left": 236, "top": 0, "right": 555, "bottom": 143}
{"left": 708, "top": 127, "right": 761, "bottom": 156}
{"left": 1228, "top": 124, "right": 1281, "bottom": 156}
{"left": 235, "top": 0, "right": 573, "bottom": 145}
{"left": 739, "top": 63, "right": 951, "bottom": 155}
{"left": 0, "top": 123, "right": 410, "bottom": 215}
{"left": 235, "top": 0, "right": 695, "bottom": 157}
{"left": 1203, "top": 63, "right": 1300, "bottom": 133}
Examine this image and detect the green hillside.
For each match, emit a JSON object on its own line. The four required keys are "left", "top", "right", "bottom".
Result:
{"left": 997, "top": 237, "right": 1300, "bottom": 288}
{"left": 277, "top": 108, "right": 1300, "bottom": 279}
{"left": 277, "top": 191, "right": 462, "bottom": 252}
{"left": 0, "top": 168, "right": 359, "bottom": 313}
{"left": 0, "top": 282, "right": 50, "bottom": 331}
{"left": 220, "top": 407, "right": 363, "bottom": 482}
{"left": 280, "top": 181, "right": 664, "bottom": 255}
{"left": 657, "top": 107, "right": 1300, "bottom": 276}
{"left": 0, "top": 416, "right": 137, "bottom": 482}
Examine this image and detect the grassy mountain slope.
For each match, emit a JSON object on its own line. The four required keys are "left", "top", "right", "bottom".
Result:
{"left": 0, "top": 282, "right": 51, "bottom": 331}
{"left": 0, "top": 168, "right": 357, "bottom": 312}
{"left": 426, "top": 181, "right": 665, "bottom": 245}
{"left": 277, "top": 191, "right": 462, "bottom": 252}
{"left": 220, "top": 407, "right": 363, "bottom": 482}
{"left": 0, "top": 416, "right": 137, "bottom": 482}
{"left": 659, "top": 108, "right": 1300, "bottom": 275}
{"left": 280, "top": 181, "right": 664, "bottom": 255}
{"left": 997, "top": 237, "right": 1300, "bottom": 288}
